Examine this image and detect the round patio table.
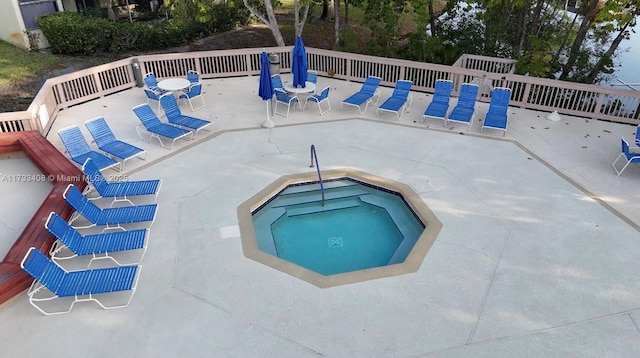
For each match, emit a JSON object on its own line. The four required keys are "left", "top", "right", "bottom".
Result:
{"left": 283, "top": 82, "right": 316, "bottom": 94}
{"left": 158, "top": 78, "right": 191, "bottom": 95}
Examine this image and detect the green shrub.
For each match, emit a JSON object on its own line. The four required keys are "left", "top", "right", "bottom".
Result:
{"left": 36, "top": 12, "right": 108, "bottom": 55}
{"left": 37, "top": 4, "right": 251, "bottom": 55}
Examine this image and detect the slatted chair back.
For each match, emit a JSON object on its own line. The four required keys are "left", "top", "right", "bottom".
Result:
{"left": 21, "top": 248, "right": 66, "bottom": 293}
{"left": 144, "top": 73, "right": 159, "bottom": 88}
{"left": 144, "top": 88, "right": 160, "bottom": 100}
{"left": 362, "top": 76, "right": 382, "bottom": 96}
{"left": 271, "top": 74, "right": 283, "bottom": 91}
{"left": 186, "top": 83, "right": 202, "bottom": 97}
{"left": 622, "top": 137, "right": 637, "bottom": 158}
{"left": 392, "top": 80, "right": 413, "bottom": 100}
{"left": 275, "top": 88, "right": 293, "bottom": 103}
{"left": 487, "top": 87, "right": 511, "bottom": 116}
{"left": 432, "top": 80, "right": 453, "bottom": 105}
{"left": 457, "top": 83, "right": 479, "bottom": 109}
{"left": 63, "top": 184, "right": 102, "bottom": 224}
{"left": 58, "top": 126, "right": 91, "bottom": 159}
{"left": 46, "top": 212, "right": 82, "bottom": 250}
{"left": 133, "top": 104, "right": 163, "bottom": 130}
{"left": 159, "top": 93, "right": 183, "bottom": 122}
{"left": 317, "top": 86, "right": 330, "bottom": 100}
{"left": 82, "top": 158, "right": 109, "bottom": 194}
{"left": 307, "top": 86, "right": 332, "bottom": 115}
{"left": 85, "top": 117, "right": 117, "bottom": 148}
{"left": 187, "top": 70, "right": 200, "bottom": 83}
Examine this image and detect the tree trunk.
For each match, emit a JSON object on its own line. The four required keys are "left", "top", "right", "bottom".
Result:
{"left": 334, "top": 0, "right": 340, "bottom": 47}
{"left": 328, "top": 0, "right": 334, "bottom": 21}
{"left": 321, "top": 0, "right": 330, "bottom": 20}
{"left": 559, "top": 0, "right": 601, "bottom": 80}
{"left": 243, "top": 0, "right": 285, "bottom": 46}
{"left": 552, "top": 6, "right": 579, "bottom": 63}
{"left": 428, "top": 0, "right": 437, "bottom": 37}
{"left": 344, "top": 0, "right": 349, "bottom": 26}
{"left": 529, "top": 0, "right": 545, "bottom": 37}
{"left": 585, "top": 21, "right": 630, "bottom": 84}
{"left": 513, "top": 2, "right": 529, "bottom": 54}
{"left": 294, "top": 0, "right": 310, "bottom": 37}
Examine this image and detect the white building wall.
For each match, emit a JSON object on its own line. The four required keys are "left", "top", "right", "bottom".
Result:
{"left": 0, "top": 0, "right": 65, "bottom": 50}
{"left": 0, "top": 0, "right": 29, "bottom": 49}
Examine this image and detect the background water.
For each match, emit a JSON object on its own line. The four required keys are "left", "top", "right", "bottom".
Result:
{"left": 609, "top": 30, "right": 640, "bottom": 89}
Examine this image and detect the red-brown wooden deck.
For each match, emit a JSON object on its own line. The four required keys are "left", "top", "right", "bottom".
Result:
{"left": 0, "top": 131, "right": 87, "bottom": 305}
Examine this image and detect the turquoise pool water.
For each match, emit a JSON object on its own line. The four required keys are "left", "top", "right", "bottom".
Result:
{"left": 252, "top": 178, "right": 425, "bottom": 276}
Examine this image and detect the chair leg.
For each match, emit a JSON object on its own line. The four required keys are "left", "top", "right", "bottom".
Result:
{"left": 611, "top": 153, "right": 628, "bottom": 176}
{"left": 193, "top": 96, "right": 206, "bottom": 111}
{"left": 319, "top": 99, "right": 331, "bottom": 115}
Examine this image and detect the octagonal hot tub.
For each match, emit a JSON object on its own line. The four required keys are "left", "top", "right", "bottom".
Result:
{"left": 238, "top": 169, "right": 442, "bottom": 287}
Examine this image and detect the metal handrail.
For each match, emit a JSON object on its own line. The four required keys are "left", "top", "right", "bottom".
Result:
{"left": 309, "top": 144, "right": 325, "bottom": 206}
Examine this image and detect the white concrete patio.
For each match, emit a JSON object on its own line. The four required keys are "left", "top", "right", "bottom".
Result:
{"left": 1, "top": 75, "right": 640, "bottom": 357}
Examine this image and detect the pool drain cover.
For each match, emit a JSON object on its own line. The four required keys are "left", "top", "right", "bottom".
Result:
{"left": 328, "top": 237, "right": 343, "bottom": 248}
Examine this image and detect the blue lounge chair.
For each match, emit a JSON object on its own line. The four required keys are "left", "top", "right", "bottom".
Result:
{"left": 85, "top": 117, "right": 147, "bottom": 171}
{"left": 481, "top": 87, "right": 511, "bottom": 136}
{"left": 612, "top": 137, "right": 640, "bottom": 176}
{"left": 377, "top": 80, "right": 413, "bottom": 120}
{"left": 274, "top": 88, "right": 301, "bottom": 117}
{"left": 46, "top": 212, "right": 148, "bottom": 266}
{"left": 422, "top": 79, "right": 453, "bottom": 125}
{"left": 133, "top": 103, "right": 193, "bottom": 149}
{"left": 20, "top": 247, "right": 140, "bottom": 315}
{"left": 58, "top": 125, "right": 119, "bottom": 171}
{"left": 634, "top": 124, "right": 640, "bottom": 146}
{"left": 63, "top": 184, "right": 158, "bottom": 231}
{"left": 446, "top": 83, "right": 479, "bottom": 131}
{"left": 159, "top": 93, "right": 212, "bottom": 137}
{"left": 177, "top": 82, "right": 206, "bottom": 112}
{"left": 82, "top": 158, "right": 161, "bottom": 206}
{"left": 186, "top": 69, "right": 200, "bottom": 84}
{"left": 305, "top": 86, "right": 331, "bottom": 115}
{"left": 341, "top": 76, "right": 382, "bottom": 114}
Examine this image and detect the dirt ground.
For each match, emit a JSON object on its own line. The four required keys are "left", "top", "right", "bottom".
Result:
{"left": 0, "top": 21, "right": 336, "bottom": 113}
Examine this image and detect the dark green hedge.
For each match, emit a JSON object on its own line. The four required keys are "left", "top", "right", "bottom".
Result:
{"left": 36, "top": 5, "right": 249, "bottom": 55}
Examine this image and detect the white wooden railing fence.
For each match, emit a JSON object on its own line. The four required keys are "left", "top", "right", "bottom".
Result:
{"left": 1, "top": 47, "right": 638, "bottom": 135}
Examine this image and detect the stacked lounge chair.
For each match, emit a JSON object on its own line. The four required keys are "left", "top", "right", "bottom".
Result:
{"left": 82, "top": 158, "right": 161, "bottom": 206}
{"left": 21, "top": 247, "right": 141, "bottom": 315}
{"left": 20, "top": 165, "right": 164, "bottom": 315}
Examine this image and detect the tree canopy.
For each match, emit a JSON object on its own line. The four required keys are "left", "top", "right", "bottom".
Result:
{"left": 164, "top": 0, "right": 640, "bottom": 84}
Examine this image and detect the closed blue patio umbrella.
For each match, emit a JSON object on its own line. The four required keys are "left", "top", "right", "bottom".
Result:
{"left": 292, "top": 36, "right": 308, "bottom": 88}
{"left": 258, "top": 51, "right": 275, "bottom": 128}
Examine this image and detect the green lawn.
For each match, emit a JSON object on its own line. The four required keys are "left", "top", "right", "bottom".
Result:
{"left": 0, "top": 41, "right": 62, "bottom": 88}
